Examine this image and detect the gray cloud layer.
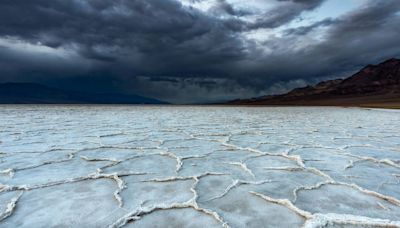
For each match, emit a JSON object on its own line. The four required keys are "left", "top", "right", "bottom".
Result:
{"left": 0, "top": 0, "right": 399, "bottom": 103}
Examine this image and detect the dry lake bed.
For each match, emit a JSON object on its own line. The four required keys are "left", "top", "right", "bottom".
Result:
{"left": 0, "top": 106, "right": 400, "bottom": 227}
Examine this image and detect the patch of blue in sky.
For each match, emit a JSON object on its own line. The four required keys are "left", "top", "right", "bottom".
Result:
{"left": 288, "top": 0, "right": 367, "bottom": 27}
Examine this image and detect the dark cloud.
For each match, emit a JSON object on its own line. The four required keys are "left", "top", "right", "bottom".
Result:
{"left": 283, "top": 18, "right": 334, "bottom": 36}
{"left": 0, "top": 0, "right": 246, "bottom": 82}
{"left": 209, "top": 0, "right": 252, "bottom": 17}
{"left": 248, "top": 0, "right": 325, "bottom": 29}
{"left": 0, "top": 0, "right": 399, "bottom": 103}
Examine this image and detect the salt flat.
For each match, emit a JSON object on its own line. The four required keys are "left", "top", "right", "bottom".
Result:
{"left": 0, "top": 106, "right": 399, "bottom": 227}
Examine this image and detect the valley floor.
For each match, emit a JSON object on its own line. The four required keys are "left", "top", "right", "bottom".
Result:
{"left": 1, "top": 106, "right": 399, "bottom": 227}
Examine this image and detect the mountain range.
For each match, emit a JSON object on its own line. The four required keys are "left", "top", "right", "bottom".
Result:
{"left": 2, "top": 58, "right": 399, "bottom": 106}
{"left": 229, "top": 58, "right": 400, "bottom": 108}
{"left": 0, "top": 83, "right": 167, "bottom": 104}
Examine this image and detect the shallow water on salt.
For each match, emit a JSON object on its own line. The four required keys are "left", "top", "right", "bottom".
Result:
{"left": 0, "top": 106, "right": 399, "bottom": 227}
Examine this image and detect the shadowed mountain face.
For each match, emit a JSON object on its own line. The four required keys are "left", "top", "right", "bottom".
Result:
{"left": 229, "top": 58, "right": 400, "bottom": 107}
{"left": 0, "top": 83, "right": 167, "bottom": 104}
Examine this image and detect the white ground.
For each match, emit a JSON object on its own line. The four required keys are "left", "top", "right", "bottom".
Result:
{"left": 0, "top": 106, "right": 399, "bottom": 227}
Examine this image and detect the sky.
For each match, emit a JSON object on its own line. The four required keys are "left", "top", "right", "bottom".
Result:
{"left": 0, "top": 0, "right": 400, "bottom": 103}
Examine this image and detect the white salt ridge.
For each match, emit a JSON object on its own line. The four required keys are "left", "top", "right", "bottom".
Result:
{"left": 0, "top": 191, "right": 22, "bottom": 221}
{"left": 0, "top": 106, "right": 399, "bottom": 227}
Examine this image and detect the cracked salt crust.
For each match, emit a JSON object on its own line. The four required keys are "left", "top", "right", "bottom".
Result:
{"left": 0, "top": 106, "right": 399, "bottom": 227}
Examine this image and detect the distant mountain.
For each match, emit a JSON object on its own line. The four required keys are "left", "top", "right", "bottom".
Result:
{"left": 0, "top": 83, "right": 167, "bottom": 104}
{"left": 228, "top": 58, "right": 400, "bottom": 108}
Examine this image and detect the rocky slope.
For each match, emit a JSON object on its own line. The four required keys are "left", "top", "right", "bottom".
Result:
{"left": 229, "top": 58, "right": 400, "bottom": 107}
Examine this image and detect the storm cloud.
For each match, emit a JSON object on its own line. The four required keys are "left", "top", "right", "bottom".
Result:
{"left": 0, "top": 0, "right": 399, "bottom": 103}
